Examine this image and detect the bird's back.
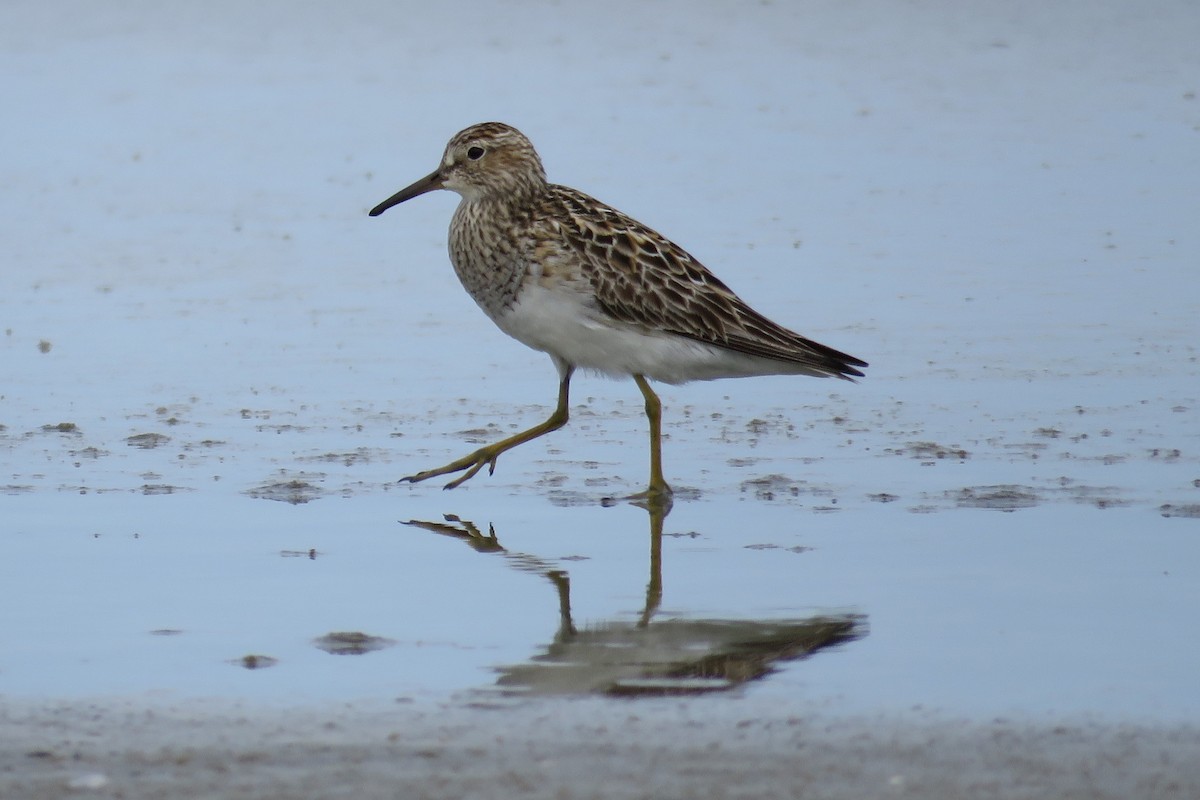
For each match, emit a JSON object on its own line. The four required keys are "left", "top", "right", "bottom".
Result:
{"left": 537, "top": 184, "right": 867, "bottom": 380}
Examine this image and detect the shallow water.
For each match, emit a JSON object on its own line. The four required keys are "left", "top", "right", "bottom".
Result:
{"left": 4, "top": 415, "right": 1199, "bottom": 719}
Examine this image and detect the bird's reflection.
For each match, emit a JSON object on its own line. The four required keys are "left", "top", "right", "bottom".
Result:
{"left": 403, "top": 503, "right": 864, "bottom": 697}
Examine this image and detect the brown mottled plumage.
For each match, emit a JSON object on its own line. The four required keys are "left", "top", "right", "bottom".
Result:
{"left": 370, "top": 122, "right": 867, "bottom": 503}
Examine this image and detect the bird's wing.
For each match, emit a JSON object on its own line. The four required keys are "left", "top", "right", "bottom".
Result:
{"left": 543, "top": 185, "right": 867, "bottom": 378}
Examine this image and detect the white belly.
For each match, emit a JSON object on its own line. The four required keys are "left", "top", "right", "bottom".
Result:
{"left": 489, "top": 283, "right": 824, "bottom": 384}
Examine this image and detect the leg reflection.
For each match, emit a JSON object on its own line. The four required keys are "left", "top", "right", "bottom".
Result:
{"left": 402, "top": 506, "right": 864, "bottom": 697}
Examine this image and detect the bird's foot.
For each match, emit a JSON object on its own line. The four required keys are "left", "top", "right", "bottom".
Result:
{"left": 625, "top": 481, "right": 674, "bottom": 514}
{"left": 400, "top": 446, "right": 502, "bottom": 490}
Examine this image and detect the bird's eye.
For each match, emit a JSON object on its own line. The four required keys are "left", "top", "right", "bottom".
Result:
{"left": 467, "top": 146, "right": 485, "bottom": 161}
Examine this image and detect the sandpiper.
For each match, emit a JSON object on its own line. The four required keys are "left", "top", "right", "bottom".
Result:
{"left": 370, "top": 122, "right": 866, "bottom": 503}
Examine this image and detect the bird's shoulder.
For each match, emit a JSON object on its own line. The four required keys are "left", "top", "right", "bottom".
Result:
{"left": 528, "top": 184, "right": 744, "bottom": 343}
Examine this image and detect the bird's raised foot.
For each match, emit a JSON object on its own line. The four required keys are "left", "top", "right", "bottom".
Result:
{"left": 399, "top": 447, "right": 502, "bottom": 490}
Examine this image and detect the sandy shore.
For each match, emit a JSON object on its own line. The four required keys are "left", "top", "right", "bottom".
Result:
{"left": 5, "top": 698, "right": 1199, "bottom": 799}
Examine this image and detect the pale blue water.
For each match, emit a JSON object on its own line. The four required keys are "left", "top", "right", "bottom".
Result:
{"left": 2, "top": 0, "right": 1198, "bottom": 724}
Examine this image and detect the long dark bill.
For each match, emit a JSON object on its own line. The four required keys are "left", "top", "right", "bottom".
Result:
{"left": 368, "top": 169, "right": 444, "bottom": 217}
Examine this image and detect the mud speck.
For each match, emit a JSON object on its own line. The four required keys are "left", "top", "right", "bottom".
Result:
{"left": 727, "top": 457, "right": 760, "bottom": 468}
{"left": 952, "top": 485, "right": 1041, "bottom": 510}
{"left": 246, "top": 478, "right": 325, "bottom": 504}
{"left": 126, "top": 432, "right": 171, "bottom": 449}
{"left": 1048, "top": 480, "right": 1130, "bottom": 509}
{"left": 549, "top": 489, "right": 602, "bottom": 507}
{"left": 232, "top": 654, "right": 279, "bottom": 670}
{"left": 892, "top": 441, "right": 970, "bottom": 460}
{"left": 314, "top": 631, "right": 394, "bottom": 656}
{"left": 1159, "top": 504, "right": 1200, "bottom": 519}
{"left": 299, "top": 448, "right": 377, "bottom": 466}
{"left": 141, "top": 484, "right": 188, "bottom": 495}
{"left": 280, "top": 549, "right": 318, "bottom": 559}
{"left": 740, "top": 474, "right": 802, "bottom": 500}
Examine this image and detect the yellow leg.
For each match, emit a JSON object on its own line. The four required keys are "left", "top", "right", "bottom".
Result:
{"left": 403, "top": 369, "right": 572, "bottom": 490}
{"left": 637, "top": 496, "right": 666, "bottom": 628}
{"left": 632, "top": 374, "right": 673, "bottom": 504}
